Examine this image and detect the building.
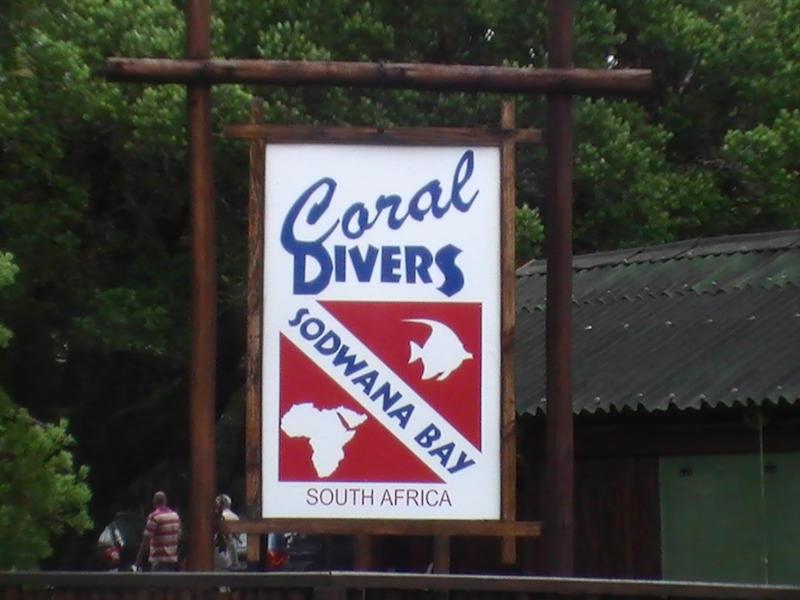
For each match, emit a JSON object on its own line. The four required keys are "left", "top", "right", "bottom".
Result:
{"left": 515, "top": 230, "right": 800, "bottom": 584}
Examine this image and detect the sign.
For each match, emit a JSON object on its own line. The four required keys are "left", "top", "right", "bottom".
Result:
{"left": 262, "top": 144, "right": 501, "bottom": 519}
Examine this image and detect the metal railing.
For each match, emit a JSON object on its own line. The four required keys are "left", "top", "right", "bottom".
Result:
{"left": 1, "top": 572, "right": 799, "bottom": 600}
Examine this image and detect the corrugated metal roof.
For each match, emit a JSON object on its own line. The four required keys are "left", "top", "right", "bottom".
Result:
{"left": 515, "top": 230, "right": 800, "bottom": 415}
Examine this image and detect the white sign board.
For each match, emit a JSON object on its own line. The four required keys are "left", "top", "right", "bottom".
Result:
{"left": 262, "top": 144, "right": 501, "bottom": 519}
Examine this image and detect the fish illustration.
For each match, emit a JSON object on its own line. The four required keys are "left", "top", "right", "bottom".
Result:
{"left": 405, "top": 318, "right": 473, "bottom": 381}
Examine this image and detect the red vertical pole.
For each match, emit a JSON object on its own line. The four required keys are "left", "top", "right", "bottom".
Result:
{"left": 545, "top": 0, "right": 575, "bottom": 576}
{"left": 186, "top": 0, "right": 216, "bottom": 571}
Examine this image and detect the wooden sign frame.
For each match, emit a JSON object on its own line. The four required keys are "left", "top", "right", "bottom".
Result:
{"left": 104, "top": 0, "right": 652, "bottom": 575}
{"left": 225, "top": 101, "right": 541, "bottom": 568}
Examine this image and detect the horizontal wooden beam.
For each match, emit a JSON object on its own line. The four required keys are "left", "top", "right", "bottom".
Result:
{"left": 224, "top": 124, "right": 542, "bottom": 145}
{"left": 102, "top": 58, "right": 651, "bottom": 95}
{"left": 223, "top": 518, "right": 541, "bottom": 537}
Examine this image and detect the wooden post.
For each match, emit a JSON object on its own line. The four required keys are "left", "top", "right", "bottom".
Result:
{"left": 544, "top": 0, "right": 575, "bottom": 576}
{"left": 245, "top": 98, "right": 265, "bottom": 567}
{"left": 186, "top": 0, "right": 216, "bottom": 571}
{"left": 500, "top": 100, "right": 518, "bottom": 565}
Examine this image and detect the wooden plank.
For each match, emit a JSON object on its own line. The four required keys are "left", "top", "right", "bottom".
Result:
{"left": 312, "top": 589, "right": 345, "bottom": 600}
{"left": 102, "top": 58, "right": 652, "bottom": 96}
{"left": 499, "top": 100, "right": 518, "bottom": 565}
{"left": 354, "top": 535, "right": 372, "bottom": 571}
{"left": 245, "top": 98, "right": 266, "bottom": 567}
{"left": 335, "top": 573, "right": 800, "bottom": 599}
{"left": 572, "top": 457, "right": 661, "bottom": 578}
{"left": 1, "top": 573, "right": 798, "bottom": 599}
{"left": 328, "top": 573, "right": 800, "bottom": 598}
{"left": 223, "top": 519, "right": 541, "bottom": 537}
{"left": 224, "top": 124, "right": 541, "bottom": 145}
{"left": 544, "top": 0, "right": 575, "bottom": 577}
{"left": 433, "top": 536, "right": 450, "bottom": 574}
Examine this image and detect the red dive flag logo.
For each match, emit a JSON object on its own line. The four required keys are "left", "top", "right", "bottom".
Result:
{"left": 278, "top": 301, "right": 482, "bottom": 483}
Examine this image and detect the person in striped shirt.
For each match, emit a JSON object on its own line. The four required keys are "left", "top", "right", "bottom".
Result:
{"left": 135, "top": 491, "right": 182, "bottom": 571}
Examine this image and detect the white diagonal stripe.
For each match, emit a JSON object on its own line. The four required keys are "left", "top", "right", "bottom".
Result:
{"left": 281, "top": 301, "right": 482, "bottom": 482}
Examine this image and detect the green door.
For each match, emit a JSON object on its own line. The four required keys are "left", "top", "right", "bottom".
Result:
{"left": 660, "top": 453, "right": 800, "bottom": 584}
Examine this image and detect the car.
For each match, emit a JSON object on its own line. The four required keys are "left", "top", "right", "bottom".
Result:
{"left": 266, "top": 533, "right": 352, "bottom": 571}
{"left": 94, "top": 511, "right": 145, "bottom": 570}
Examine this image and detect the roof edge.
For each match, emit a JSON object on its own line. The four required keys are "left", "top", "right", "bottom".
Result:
{"left": 519, "top": 394, "right": 800, "bottom": 417}
{"left": 516, "top": 229, "right": 800, "bottom": 277}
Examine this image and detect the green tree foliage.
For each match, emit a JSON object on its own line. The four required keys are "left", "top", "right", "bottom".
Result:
{"left": 0, "top": 253, "right": 17, "bottom": 349}
{"left": 516, "top": 205, "right": 544, "bottom": 262}
{"left": 604, "top": 0, "right": 800, "bottom": 241}
{"left": 0, "top": 398, "right": 93, "bottom": 569}
{"left": 1, "top": 0, "right": 798, "bottom": 565}
{"left": 0, "top": 254, "right": 91, "bottom": 569}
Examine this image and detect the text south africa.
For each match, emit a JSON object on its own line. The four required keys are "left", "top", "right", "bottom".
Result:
{"left": 306, "top": 486, "right": 453, "bottom": 507}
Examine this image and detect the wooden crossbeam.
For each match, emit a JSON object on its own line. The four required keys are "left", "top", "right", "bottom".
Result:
{"left": 224, "top": 123, "right": 542, "bottom": 145}
{"left": 223, "top": 518, "right": 542, "bottom": 537}
{"left": 102, "top": 58, "right": 651, "bottom": 95}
